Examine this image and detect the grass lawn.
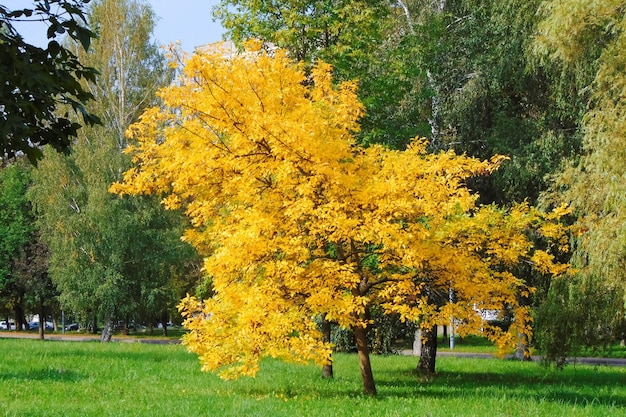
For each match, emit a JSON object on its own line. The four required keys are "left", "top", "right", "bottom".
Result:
{"left": 437, "top": 335, "right": 626, "bottom": 360}
{"left": 0, "top": 338, "right": 625, "bottom": 417}
{"left": 436, "top": 335, "right": 499, "bottom": 354}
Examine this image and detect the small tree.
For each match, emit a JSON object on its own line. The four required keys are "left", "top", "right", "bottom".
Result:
{"left": 112, "top": 42, "right": 570, "bottom": 395}
{"left": 13, "top": 231, "right": 56, "bottom": 340}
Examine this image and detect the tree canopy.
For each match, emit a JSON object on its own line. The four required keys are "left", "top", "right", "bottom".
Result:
{"left": 532, "top": 0, "right": 626, "bottom": 360}
{"left": 0, "top": 162, "right": 35, "bottom": 327}
{"left": 214, "top": 0, "right": 430, "bottom": 149}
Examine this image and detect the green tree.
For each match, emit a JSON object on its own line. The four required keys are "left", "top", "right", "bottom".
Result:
{"left": 0, "top": 161, "right": 35, "bottom": 330}
{"left": 215, "top": 0, "right": 387, "bottom": 63}
{"left": 13, "top": 230, "right": 58, "bottom": 340}
{"left": 532, "top": 0, "right": 626, "bottom": 361}
{"left": 406, "top": 0, "right": 582, "bottom": 205}
{"left": 29, "top": 0, "right": 193, "bottom": 341}
{"left": 0, "top": 0, "right": 99, "bottom": 163}
{"left": 214, "top": 0, "right": 430, "bottom": 149}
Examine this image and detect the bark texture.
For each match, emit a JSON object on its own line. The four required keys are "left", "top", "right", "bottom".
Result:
{"left": 417, "top": 324, "right": 438, "bottom": 375}
{"left": 321, "top": 317, "right": 333, "bottom": 378}
{"left": 353, "top": 324, "right": 377, "bottom": 395}
{"left": 514, "top": 331, "right": 532, "bottom": 361}
{"left": 100, "top": 319, "right": 114, "bottom": 342}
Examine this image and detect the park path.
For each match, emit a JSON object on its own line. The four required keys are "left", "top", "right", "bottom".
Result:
{"left": 0, "top": 331, "right": 180, "bottom": 344}
{"left": 401, "top": 349, "right": 626, "bottom": 367}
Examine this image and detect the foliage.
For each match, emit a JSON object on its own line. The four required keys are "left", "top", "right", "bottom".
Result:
{"left": 0, "top": 162, "right": 37, "bottom": 328}
{"left": 12, "top": 230, "right": 58, "bottom": 338}
{"left": 0, "top": 163, "right": 33, "bottom": 283}
{"left": 214, "top": 0, "right": 585, "bottom": 199}
{"left": 0, "top": 161, "right": 57, "bottom": 331}
{"left": 0, "top": 0, "right": 100, "bottom": 163}
{"left": 535, "top": 275, "right": 626, "bottom": 368}
{"left": 112, "top": 43, "right": 570, "bottom": 394}
{"left": 1, "top": 339, "right": 626, "bottom": 416}
{"left": 215, "top": 0, "right": 388, "bottom": 63}
{"left": 407, "top": 0, "right": 582, "bottom": 205}
{"left": 535, "top": 0, "right": 626, "bottom": 283}
{"left": 214, "top": 0, "right": 430, "bottom": 149}
{"left": 211, "top": 0, "right": 583, "bottom": 369}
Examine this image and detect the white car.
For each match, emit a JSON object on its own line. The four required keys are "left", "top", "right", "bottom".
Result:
{"left": 0, "top": 320, "right": 15, "bottom": 330}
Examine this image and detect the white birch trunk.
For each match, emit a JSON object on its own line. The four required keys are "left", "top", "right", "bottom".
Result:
{"left": 413, "top": 328, "right": 422, "bottom": 356}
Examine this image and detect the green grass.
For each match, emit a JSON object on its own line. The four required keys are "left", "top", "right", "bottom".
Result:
{"left": 1, "top": 339, "right": 625, "bottom": 417}
{"left": 437, "top": 335, "right": 498, "bottom": 354}
{"left": 437, "top": 334, "right": 626, "bottom": 359}
{"left": 579, "top": 343, "right": 626, "bottom": 359}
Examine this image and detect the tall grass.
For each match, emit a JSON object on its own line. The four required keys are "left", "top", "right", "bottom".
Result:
{"left": 0, "top": 339, "right": 624, "bottom": 416}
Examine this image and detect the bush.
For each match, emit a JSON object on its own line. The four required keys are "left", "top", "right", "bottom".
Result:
{"left": 535, "top": 274, "right": 626, "bottom": 367}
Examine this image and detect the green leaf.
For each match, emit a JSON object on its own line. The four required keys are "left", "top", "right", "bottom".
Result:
{"left": 73, "top": 26, "right": 92, "bottom": 51}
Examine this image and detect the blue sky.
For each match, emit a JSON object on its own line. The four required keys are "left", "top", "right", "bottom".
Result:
{"left": 149, "top": 0, "right": 226, "bottom": 51}
{"left": 12, "top": 0, "right": 226, "bottom": 52}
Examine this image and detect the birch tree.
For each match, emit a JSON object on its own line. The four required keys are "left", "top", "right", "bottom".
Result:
{"left": 30, "top": 0, "right": 191, "bottom": 341}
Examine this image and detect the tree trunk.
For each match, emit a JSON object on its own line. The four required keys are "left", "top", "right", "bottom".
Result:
{"left": 14, "top": 300, "right": 26, "bottom": 331}
{"left": 417, "top": 324, "right": 438, "bottom": 375}
{"left": 92, "top": 314, "right": 99, "bottom": 334}
{"left": 413, "top": 328, "right": 422, "bottom": 356}
{"left": 101, "top": 318, "right": 114, "bottom": 342}
{"left": 161, "top": 309, "right": 168, "bottom": 337}
{"left": 321, "top": 317, "right": 333, "bottom": 378}
{"left": 353, "top": 324, "right": 377, "bottom": 395}
{"left": 514, "top": 331, "right": 532, "bottom": 361}
{"left": 38, "top": 296, "right": 45, "bottom": 340}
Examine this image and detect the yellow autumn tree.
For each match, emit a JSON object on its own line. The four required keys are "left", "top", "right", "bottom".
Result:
{"left": 111, "top": 41, "right": 569, "bottom": 395}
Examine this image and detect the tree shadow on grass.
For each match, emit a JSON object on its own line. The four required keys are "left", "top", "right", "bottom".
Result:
{"left": 0, "top": 367, "right": 84, "bottom": 383}
{"left": 179, "top": 355, "right": 626, "bottom": 406}
{"left": 374, "top": 364, "right": 626, "bottom": 407}
{"left": 216, "top": 366, "right": 367, "bottom": 401}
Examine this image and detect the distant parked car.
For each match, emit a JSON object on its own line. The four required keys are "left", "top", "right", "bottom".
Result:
{"left": 29, "top": 321, "right": 53, "bottom": 331}
{"left": 65, "top": 323, "right": 79, "bottom": 331}
{"left": 0, "top": 320, "right": 15, "bottom": 330}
